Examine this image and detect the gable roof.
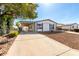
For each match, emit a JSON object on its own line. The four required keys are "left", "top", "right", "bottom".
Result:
{"left": 19, "top": 19, "right": 57, "bottom": 24}
{"left": 65, "top": 23, "right": 78, "bottom": 26}
{"left": 19, "top": 21, "right": 34, "bottom": 23}
{"left": 35, "top": 19, "right": 57, "bottom": 24}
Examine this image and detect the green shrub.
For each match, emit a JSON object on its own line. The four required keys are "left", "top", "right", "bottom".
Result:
{"left": 74, "top": 29, "right": 79, "bottom": 32}
{"left": 8, "top": 31, "right": 19, "bottom": 38}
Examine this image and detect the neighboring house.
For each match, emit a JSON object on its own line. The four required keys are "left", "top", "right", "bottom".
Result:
{"left": 57, "top": 23, "right": 64, "bottom": 30}
{"left": 62, "top": 23, "right": 79, "bottom": 30}
{"left": 78, "top": 24, "right": 79, "bottom": 29}
{"left": 19, "top": 19, "right": 57, "bottom": 32}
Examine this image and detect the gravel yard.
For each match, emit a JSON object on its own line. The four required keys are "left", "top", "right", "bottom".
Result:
{"left": 0, "top": 37, "right": 16, "bottom": 56}
{"left": 41, "top": 32, "right": 79, "bottom": 50}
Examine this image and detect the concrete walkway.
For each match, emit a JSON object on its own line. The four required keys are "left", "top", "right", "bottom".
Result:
{"left": 6, "top": 32, "right": 79, "bottom": 56}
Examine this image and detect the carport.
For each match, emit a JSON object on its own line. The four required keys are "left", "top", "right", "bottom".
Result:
{"left": 19, "top": 21, "right": 35, "bottom": 32}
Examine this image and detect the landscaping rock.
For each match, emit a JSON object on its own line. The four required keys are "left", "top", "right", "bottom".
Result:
{"left": 0, "top": 37, "right": 15, "bottom": 56}
{"left": 0, "top": 37, "right": 8, "bottom": 44}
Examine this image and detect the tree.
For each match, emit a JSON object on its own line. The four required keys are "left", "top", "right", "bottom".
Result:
{"left": 16, "top": 22, "right": 20, "bottom": 27}
{"left": 0, "top": 3, "right": 38, "bottom": 19}
{"left": 16, "top": 22, "right": 22, "bottom": 33}
{"left": 0, "top": 3, "right": 38, "bottom": 35}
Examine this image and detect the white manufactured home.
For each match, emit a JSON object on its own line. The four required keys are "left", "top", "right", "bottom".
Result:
{"left": 19, "top": 19, "right": 57, "bottom": 32}
{"left": 62, "top": 23, "right": 79, "bottom": 30}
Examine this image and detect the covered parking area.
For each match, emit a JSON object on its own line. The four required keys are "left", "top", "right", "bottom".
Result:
{"left": 19, "top": 21, "right": 35, "bottom": 32}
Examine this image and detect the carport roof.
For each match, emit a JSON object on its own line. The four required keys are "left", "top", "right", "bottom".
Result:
{"left": 19, "top": 21, "right": 35, "bottom": 24}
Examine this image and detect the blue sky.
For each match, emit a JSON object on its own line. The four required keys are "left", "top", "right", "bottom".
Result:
{"left": 14, "top": 3, "right": 79, "bottom": 24}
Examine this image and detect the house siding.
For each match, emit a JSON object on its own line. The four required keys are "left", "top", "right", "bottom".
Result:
{"left": 34, "top": 20, "right": 57, "bottom": 32}
{"left": 43, "top": 23, "right": 49, "bottom": 32}
{"left": 20, "top": 19, "right": 57, "bottom": 32}
{"left": 62, "top": 23, "right": 79, "bottom": 30}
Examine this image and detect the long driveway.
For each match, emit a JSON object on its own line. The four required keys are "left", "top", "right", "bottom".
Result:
{"left": 6, "top": 32, "right": 79, "bottom": 56}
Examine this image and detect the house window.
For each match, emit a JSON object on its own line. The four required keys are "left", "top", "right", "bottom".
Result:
{"left": 37, "top": 24, "right": 42, "bottom": 26}
{"left": 49, "top": 24, "right": 54, "bottom": 31}
{"left": 49, "top": 24, "right": 54, "bottom": 29}
{"left": 37, "top": 23, "right": 43, "bottom": 29}
{"left": 72, "top": 26, "right": 74, "bottom": 28}
{"left": 52, "top": 24, "right": 54, "bottom": 29}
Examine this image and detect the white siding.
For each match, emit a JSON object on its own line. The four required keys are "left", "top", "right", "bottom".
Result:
{"left": 35, "top": 22, "right": 43, "bottom": 32}
{"left": 43, "top": 23, "right": 49, "bottom": 31}
{"left": 78, "top": 25, "right": 79, "bottom": 29}
{"left": 37, "top": 29, "right": 42, "bottom": 32}
{"left": 62, "top": 23, "right": 79, "bottom": 30}
{"left": 62, "top": 25, "right": 71, "bottom": 30}
{"left": 73, "top": 24, "right": 78, "bottom": 29}
{"left": 42, "top": 20, "right": 56, "bottom": 31}
{"left": 35, "top": 20, "right": 57, "bottom": 32}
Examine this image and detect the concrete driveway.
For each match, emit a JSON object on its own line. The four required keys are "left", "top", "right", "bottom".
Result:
{"left": 6, "top": 32, "right": 79, "bottom": 56}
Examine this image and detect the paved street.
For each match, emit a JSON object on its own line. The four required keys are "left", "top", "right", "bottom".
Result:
{"left": 6, "top": 32, "right": 79, "bottom": 56}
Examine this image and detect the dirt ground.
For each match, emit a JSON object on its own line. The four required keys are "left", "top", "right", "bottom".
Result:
{"left": 41, "top": 32, "right": 79, "bottom": 50}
